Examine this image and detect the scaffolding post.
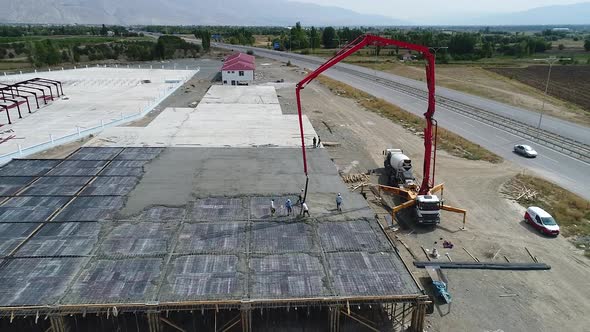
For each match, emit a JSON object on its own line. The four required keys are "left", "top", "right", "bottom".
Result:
{"left": 410, "top": 301, "right": 427, "bottom": 332}
{"left": 241, "top": 304, "right": 252, "bottom": 332}
{"left": 329, "top": 305, "right": 341, "bottom": 332}
{"left": 50, "top": 315, "right": 70, "bottom": 332}
{"left": 147, "top": 311, "right": 162, "bottom": 332}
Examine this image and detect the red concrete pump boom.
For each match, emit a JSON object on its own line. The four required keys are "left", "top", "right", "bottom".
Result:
{"left": 295, "top": 34, "right": 437, "bottom": 195}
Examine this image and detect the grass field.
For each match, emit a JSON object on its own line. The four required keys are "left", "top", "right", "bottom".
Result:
{"left": 489, "top": 65, "right": 590, "bottom": 112}
{"left": 317, "top": 75, "right": 503, "bottom": 163}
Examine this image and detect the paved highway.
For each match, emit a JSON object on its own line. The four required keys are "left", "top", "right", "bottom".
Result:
{"left": 215, "top": 43, "right": 590, "bottom": 200}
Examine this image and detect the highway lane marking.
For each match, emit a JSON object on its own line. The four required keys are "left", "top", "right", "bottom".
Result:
{"left": 239, "top": 46, "right": 590, "bottom": 169}
{"left": 495, "top": 135, "right": 510, "bottom": 143}
{"left": 463, "top": 122, "right": 476, "bottom": 128}
{"left": 542, "top": 155, "right": 559, "bottom": 164}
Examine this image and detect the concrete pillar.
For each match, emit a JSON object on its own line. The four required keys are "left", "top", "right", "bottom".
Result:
{"left": 147, "top": 311, "right": 162, "bottom": 332}
{"left": 50, "top": 316, "right": 70, "bottom": 332}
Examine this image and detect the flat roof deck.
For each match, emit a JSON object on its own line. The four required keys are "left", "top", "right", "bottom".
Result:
{"left": 0, "top": 147, "right": 421, "bottom": 316}
{"left": 0, "top": 68, "right": 195, "bottom": 161}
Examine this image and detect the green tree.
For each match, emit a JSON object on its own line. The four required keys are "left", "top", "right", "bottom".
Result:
{"left": 585, "top": 39, "right": 590, "bottom": 51}
{"left": 322, "top": 27, "right": 337, "bottom": 48}
{"left": 481, "top": 41, "right": 494, "bottom": 58}
{"left": 309, "top": 26, "right": 320, "bottom": 49}
{"left": 194, "top": 29, "right": 211, "bottom": 52}
{"left": 558, "top": 44, "right": 565, "bottom": 50}
{"left": 448, "top": 33, "right": 477, "bottom": 55}
{"left": 100, "top": 24, "right": 108, "bottom": 36}
{"left": 289, "top": 22, "right": 308, "bottom": 50}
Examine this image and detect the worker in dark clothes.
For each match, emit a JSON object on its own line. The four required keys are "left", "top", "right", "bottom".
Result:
{"left": 296, "top": 188, "right": 304, "bottom": 205}
{"left": 317, "top": 135, "right": 321, "bottom": 147}
{"left": 336, "top": 193, "right": 343, "bottom": 212}
{"left": 312, "top": 136, "right": 317, "bottom": 148}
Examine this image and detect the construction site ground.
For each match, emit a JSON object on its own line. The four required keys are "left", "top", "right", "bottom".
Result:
{"left": 2, "top": 76, "right": 426, "bottom": 331}
{"left": 21, "top": 55, "right": 589, "bottom": 331}
{"left": 252, "top": 59, "right": 590, "bottom": 331}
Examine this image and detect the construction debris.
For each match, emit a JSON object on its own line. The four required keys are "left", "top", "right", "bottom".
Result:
{"left": 341, "top": 173, "right": 370, "bottom": 184}
{"left": 463, "top": 247, "right": 480, "bottom": 262}
{"left": 502, "top": 177, "right": 538, "bottom": 201}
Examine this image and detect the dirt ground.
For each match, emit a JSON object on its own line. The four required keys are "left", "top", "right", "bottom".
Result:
{"left": 350, "top": 62, "right": 590, "bottom": 126}
{"left": 256, "top": 59, "right": 590, "bottom": 332}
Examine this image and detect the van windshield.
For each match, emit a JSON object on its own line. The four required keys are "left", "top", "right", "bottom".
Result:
{"left": 542, "top": 217, "right": 557, "bottom": 225}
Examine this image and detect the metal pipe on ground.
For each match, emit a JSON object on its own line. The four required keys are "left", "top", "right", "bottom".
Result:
{"left": 413, "top": 261, "right": 551, "bottom": 270}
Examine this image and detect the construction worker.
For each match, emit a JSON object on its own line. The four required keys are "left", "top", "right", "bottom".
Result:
{"left": 301, "top": 202, "right": 310, "bottom": 217}
{"left": 317, "top": 135, "right": 321, "bottom": 148}
{"left": 270, "top": 199, "right": 276, "bottom": 217}
{"left": 312, "top": 136, "right": 317, "bottom": 148}
{"left": 336, "top": 193, "right": 343, "bottom": 212}
{"left": 285, "top": 198, "right": 293, "bottom": 216}
{"left": 296, "top": 189, "right": 304, "bottom": 205}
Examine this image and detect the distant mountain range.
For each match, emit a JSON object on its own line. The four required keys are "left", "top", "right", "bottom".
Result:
{"left": 0, "top": 0, "right": 588, "bottom": 26}
{"left": 456, "top": 2, "right": 590, "bottom": 25}
{"left": 0, "top": 0, "right": 408, "bottom": 26}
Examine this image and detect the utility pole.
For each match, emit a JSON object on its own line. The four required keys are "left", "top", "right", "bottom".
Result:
{"left": 428, "top": 46, "right": 448, "bottom": 64}
{"left": 533, "top": 56, "right": 570, "bottom": 133}
{"left": 287, "top": 26, "right": 292, "bottom": 53}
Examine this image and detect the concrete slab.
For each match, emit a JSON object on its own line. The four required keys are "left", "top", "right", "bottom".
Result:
{"left": 119, "top": 148, "right": 348, "bottom": 217}
{"left": 0, "top": 146, "right": 421, "bottom": 310}
{"left": 201, "top": 85, "right": 279, "bottom": 104}
{"left": 0, "top": 68, "right": 196, "bottom": 162}
{"left": 87, "top": 86, "right": 318, "bottom": 148}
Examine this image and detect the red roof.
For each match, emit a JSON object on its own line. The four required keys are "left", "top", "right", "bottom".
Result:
{"left": 225, "top": 52, "right": 255, "bottom": 64}
{"left": 222, "top": 53, "right": 255, "bottom": 71}
{"left": 222, "top": 59, "right": 255, "bottom": 71}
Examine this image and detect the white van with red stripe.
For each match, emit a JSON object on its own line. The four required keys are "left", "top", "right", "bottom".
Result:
{"left": 524, "top": 207, "right": 560, "bottom": 236}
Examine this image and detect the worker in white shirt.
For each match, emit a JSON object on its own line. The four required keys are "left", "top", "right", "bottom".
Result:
{"left": 301, "top": 202, "right": 310, "bottom": 217}
{"left": 270, "top": 199, "right": 276, "bottom": 217}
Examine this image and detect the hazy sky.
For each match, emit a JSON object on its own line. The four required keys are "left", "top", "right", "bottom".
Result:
{"left": 293, "top": 0, "right": 585, "bottom": 22}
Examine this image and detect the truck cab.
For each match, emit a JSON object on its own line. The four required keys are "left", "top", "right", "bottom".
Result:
{"left": 416, "top": 195, "right": 441, "bottom": 224}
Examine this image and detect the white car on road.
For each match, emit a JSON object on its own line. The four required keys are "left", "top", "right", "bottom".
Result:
{"left": 514, "top": 144, "right": 538, "bottom": 158}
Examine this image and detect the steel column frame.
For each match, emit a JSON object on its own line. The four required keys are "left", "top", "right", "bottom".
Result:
{"left": 21, "top": 81, "right": 55, "bottom": 100}
{"left": 0, "top": 97, "right": 25, "bottom": 119}
{"left": 0, "top": 105, "right": 11, "bottom": 124}
{"left": 295, "top": 34, "right": 437, "bottom": 195}
{"left": 0, "top": 89, "right": 33, "bottom": 112}
{"left": 12, "top": 84, "right": 49, "bottom": 105}
{"left": 34, "top": 78, "right": 64, "bottom": 96}
{"left": 6, "top": 87, "right": 40, "bottom": 109}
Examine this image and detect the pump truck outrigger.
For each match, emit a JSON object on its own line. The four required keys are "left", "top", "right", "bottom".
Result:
{"left": 294, "top": 34, "right": 466, "bottom": 228}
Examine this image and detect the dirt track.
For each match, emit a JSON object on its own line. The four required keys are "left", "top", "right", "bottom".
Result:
{"left": 259, "top": 58, "right": 590, "bottom": 332}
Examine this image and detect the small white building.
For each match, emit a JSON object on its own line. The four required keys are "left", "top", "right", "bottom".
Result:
{"left": 221, "top": 53, "right": 255, "bottom": 85}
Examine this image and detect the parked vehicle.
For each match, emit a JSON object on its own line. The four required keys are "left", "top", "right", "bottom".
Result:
{"left": 384, "top": 148, "right": 441, "bottom": 224}
{"left": 524, "top": 206, "right": 559, "bottom": 236}
{"left": 514, "top": 144, "right": 538, "bottom": 158}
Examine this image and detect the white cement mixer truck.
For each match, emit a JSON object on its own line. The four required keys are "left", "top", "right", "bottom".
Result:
{"left": 383, "top": 149, "right": 441, "bottom": 224}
